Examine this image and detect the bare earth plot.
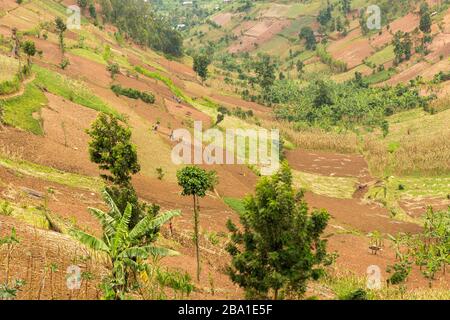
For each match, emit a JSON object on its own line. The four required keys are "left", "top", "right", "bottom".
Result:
{"left": 229, "top": 19, "right": 291, "bottom": 53}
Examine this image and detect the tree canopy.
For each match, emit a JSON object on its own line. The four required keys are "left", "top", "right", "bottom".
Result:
{"left": 226, "top": 163, "right": 330, "bottom": 299}
{"left": 87, "top": 113, "right": 140, "bottom": 186}
{"left": 100, "top": 0, "right": 183, "bottom": 56}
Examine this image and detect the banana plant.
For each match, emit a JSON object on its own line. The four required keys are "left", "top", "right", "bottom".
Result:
{"left": 70, "top": 191, "right": 181, "bottom": 299}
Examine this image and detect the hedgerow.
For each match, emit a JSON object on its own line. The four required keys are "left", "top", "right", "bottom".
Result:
{"left": 111, "top": 84, "right": 155, "bottom": 104}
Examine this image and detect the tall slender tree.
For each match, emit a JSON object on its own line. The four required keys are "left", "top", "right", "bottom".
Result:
{"left": 55, "top": 17, "right": 67, "bottom": 55}
{"left": 419, "top": 2, "right": 432, "bottom": 34}
{"left": 177, "top": 166, "right": 217, "bottom": 281}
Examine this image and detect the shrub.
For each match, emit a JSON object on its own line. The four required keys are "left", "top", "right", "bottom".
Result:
{"left": 110, "top": 84, "right": 155, "bottom": 104}
{"left": 0, "top": 75, "right": 21, "bottom": 95}
{"left": 0, "top": 200, "right": 14, "bottom": 216}
{"left": 344, "top": 288, "right": 369, "bottom": 300}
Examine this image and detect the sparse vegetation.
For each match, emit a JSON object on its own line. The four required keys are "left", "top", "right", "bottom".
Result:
{"left": 0, "top": 0, "right": 448, "bottom": 302}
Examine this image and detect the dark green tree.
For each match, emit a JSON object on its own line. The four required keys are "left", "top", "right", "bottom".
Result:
{"left": 353, "top": 71, "right": 368, "bottom": 88}
{"left": 340, "top": 0, "right": 351, "bottom": 14}
{"left": 359, "top": 8, "right": 369, "bottom": 35}
{"left": 393, "top": 31, "right": 404, "bottom": 63}
{"left": 107, "top": 62, "right": 120, "bottom": 79}
{"left": 317, "top": 3, "right": 333, "bottom": 26}
{"left": 296, "top": 60, "right": 304, "bottom": 75}
{"left": 55, "top": 17, "right": 67, "bottom": 55}
{"left": 100, "top": 0, "right": 183, "bottom": 56}
{"left": 193, "top": 54, "right": 210, "bottom": 84}
{"left": 419, "top": 2, "right": 432, "bottom": 34}
{"left": 89, "top": 3, "right": 97, "bottom": 19}
{"left": 403, "top": 32, "right": 412, "bottom": 60}
{"left": 393, "top": 31, "right": 412, "bottom": 63}
{"left": 86, "top": 113, "right": 140, "bottom": 187}
{"left": 177, "top": 166, "right": 217, "bottom": 281}
{"left": 226, "top": 163, "right": 330, "bottom": 299}
{"left": 299, "top": 26, "right": 317, "bottom": 50}
{"left": 22, "top": 40, "right": 36, "bottom": 69}
{"left": 254, "top": 54, "right": 276, "bottom": 103}
{"left": 77, "top": 0, "right": 88, "bottom": 10}
{"left": 313, "top": 80, "right": 334, "bottom": 107}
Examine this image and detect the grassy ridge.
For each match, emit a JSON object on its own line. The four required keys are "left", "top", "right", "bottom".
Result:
{"left": 292, "top": 170, "right": 357, "bottom": 199}
{"left": 1, "top": 82, "right": 47, "bottom": 135}
{"left": 224, "top": 197, "right": 246, "bottom": 215}
{"left": 0, "top": 55, "right": 21, "bottom": 95}
{"left": 0, "top": 66, "right": 119, "bottom": 135}
{"left": 0, "top": 155, "right": 102, "bottom": 191}
{"left": 34, "top": 66, "right": 119, "bottom": 116}
{"left": 0, "top": 75, "right": 21, "bottom": 95}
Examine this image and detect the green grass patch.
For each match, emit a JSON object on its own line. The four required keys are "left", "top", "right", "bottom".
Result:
{"left": 135, "top": 66, "right": 215, "bottom": 117}
{"left": 287, "top": 2, "right": 322, "bottom": 18}
{"left": 0, "top": 55, "right": 21, "bottom": 95}
{"left": 365, "top": 69, "right": 396, "bottom": 84}
{"left": 365, "top": 175, "right": 450, "bottom": 224}
{"left": 135, "top": 66, "right": 189, "bottom": 101}
{"left": 387, "top": 141, "right": 400, "bottom": 153}
{"left": 0, "top": 82, "right": 47, "bottom": 135}
{"left": 387, "top": 176, "right": 450, "bottom": 199}
{"left": 0, "top": 156, "right": 103, "bottom": 192}
{"left": 34, "top": 0, "right": 89, "bottom": 25}
{"left": 367, "top": 45, "right": 395, "bottom": 65}
{"left": 292, "top": 170, "right": 357, "bottom": 199}
{"left": 279, "top": 16, "right": 316, "bottom": 39}
{"left": 0, "top": 55, "right": 19, "bottom": 82}
{"left": 0, "top": 74, "right": 21, "bottom": 95}
{"left": 331, "top": 64, "right": 372, "bottom": 83}
{"left": 34, "top": 65, "right": 119, "bottom": 116}
{"left": 321, "top": 270, "right": 450, "bottom": 300}
{"left": 224, "top": 197, "right": 246, "bottom": 215}
{"left": 9, "top": 203, "right": 50, "bottom": 230}
{"left": 69, "top": 48, "right": 106, "bottom": 65}
{"left": 386, "top": 108, "right": 450, "bottom": 141}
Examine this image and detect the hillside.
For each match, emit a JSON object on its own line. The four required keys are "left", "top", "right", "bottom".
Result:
{"left": 182, "top": 0, "right": 449, "bottom": 88}
{"left": 0, "top": 0, "right": 448, "bottom": 301}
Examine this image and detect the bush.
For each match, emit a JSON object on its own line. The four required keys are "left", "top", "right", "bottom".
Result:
{"left": 111, "top": 84, "right": 155, "bottom": 104}
{"left": 316, "top": 45, "right": 348, "bottom": 72}
{"left": 344, "top": 288, "right": 369, "bottom": 300}
{"left": 0, "top": 200, "right": 14, "bottom": 216}
{"left": 0, "top": 75, "right": 21, "bottom": 95}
